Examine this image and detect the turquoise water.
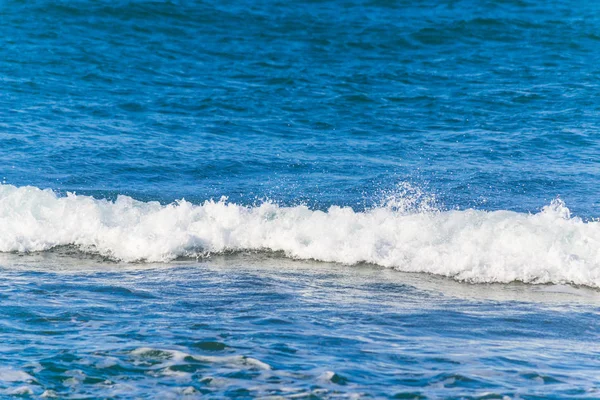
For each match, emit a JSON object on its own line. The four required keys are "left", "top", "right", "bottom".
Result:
{"left": 1, "top": 0, "right": 600, "bottom": 398}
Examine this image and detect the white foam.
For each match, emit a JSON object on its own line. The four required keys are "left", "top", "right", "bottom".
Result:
{"left": 2, "top": 386, "right": 35, "bottom": 396}
{"left": 1, "top": 184, "right": 600, "bottom": 287}
{"left": 130, "top": 347, "right": 271, "bottom": 371}
{"left": 41, "top": 390, "right": 59, "bottom": 398}
{"left": 0, "top": 367, "right": 35, "bottom": 383}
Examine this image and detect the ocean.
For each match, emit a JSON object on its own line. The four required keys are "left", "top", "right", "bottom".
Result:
{"left": 1, "top": 0, "right": 600, "bottom": 398}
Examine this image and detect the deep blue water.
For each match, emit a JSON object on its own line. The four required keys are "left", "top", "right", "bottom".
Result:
{"left": 1, "top": 0, "right": 600, "bottom": 398}
{"left": 3, "top": 0, "right": 600, "bottom": 214}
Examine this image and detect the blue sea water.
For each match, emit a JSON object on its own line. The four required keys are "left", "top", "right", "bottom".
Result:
{"left": 1, "top": 0, "right": 600, "bottom": 398}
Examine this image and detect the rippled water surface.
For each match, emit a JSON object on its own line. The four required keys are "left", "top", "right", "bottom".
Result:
{"left": 1, "top": 254, "right": 599, "bottom": 398}
{"left": 2, "top": 0, "right": 600, "bottom": 398}
{"left": 3, "top": 0, "right": 600, "bottom": 213}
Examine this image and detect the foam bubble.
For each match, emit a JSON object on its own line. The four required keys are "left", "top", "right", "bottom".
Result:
{"left": 1, "top": 184, "right": 600, "bottom": 287}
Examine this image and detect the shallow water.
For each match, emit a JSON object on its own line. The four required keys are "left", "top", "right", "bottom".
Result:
{"left": 2, "top": 0, "right": 600, "bottom": 397}
{"left": 0, "top": 253, "right": 599, "bottom": 398}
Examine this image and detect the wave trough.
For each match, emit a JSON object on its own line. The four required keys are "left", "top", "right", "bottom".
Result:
{"left": 1, "top": 184, "right": 599, "bottom": 287}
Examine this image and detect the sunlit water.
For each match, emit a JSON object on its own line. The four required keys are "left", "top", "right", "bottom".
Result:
{"left": 1, "top": 0, "right": 600, "bottom": 398}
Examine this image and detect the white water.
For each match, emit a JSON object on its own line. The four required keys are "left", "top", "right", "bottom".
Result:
{"left": 1, "top": 184, "right": 600, "bottom": 287}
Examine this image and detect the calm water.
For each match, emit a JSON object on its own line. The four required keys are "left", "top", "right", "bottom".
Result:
{"left": 1, "top": 0, "right": 600, "bottom": 398}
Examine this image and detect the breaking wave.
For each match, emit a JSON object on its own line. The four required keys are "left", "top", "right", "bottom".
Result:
{"left": 1, "top": 184, "right": 599, "bottom": 287}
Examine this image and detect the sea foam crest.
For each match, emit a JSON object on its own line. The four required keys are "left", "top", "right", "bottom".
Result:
{"left": 1, "top": 184, "right": 599, "bottom": 287}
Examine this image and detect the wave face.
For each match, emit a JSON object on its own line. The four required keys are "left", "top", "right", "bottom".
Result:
{"left": 1, "top": 184, "right": 600, "bottom": 287}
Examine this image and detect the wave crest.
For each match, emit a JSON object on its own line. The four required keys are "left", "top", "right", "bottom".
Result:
{"left": 1, "top": 184, "right": 599, "bottom": 287}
